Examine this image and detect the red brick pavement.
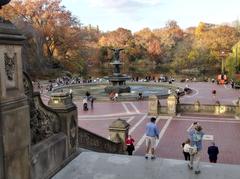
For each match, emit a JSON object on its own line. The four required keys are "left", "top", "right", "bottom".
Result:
{"left": 40, "top": 82, "right": 240, "bottom": 165}
{"left": 76, "top": 101, "right": 148, "bottom": 117}
{"left": 135, "top": 116, "right": 240, "bottom": 165}
{"left": 78, "top": 114, "right": 145, "bottom": 138}
{"left": 180, "top": 82, "right": 239, "bottom": 105}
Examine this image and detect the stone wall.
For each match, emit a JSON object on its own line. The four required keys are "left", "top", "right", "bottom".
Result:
{"left": 158, "top": 105, "right": 168, "bottom": 115}
{"left": 48, "top": 92, "right": 78, "bottom": 157}
{"left": 0, "top": 18, "right": 79, "bottom": 179}
{"left": 0, "top": 97, "right": 30, "bottom": 179}
{"left": 0, "top": 19, "right": 30, "bottom": 179}
{"left": 78, "top": 127, "right": 123, "bottom": 154}
{"left": 22, "top": 73, "right": 78, "bottom": 179}
{"left": 30, "top": 133, "right": 67, "bottom": 179}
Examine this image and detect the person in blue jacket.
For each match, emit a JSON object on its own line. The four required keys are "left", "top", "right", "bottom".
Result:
{"left": 188, "top": 124, "right": 204, "bottom": 174}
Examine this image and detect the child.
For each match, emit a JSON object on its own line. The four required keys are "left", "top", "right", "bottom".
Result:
{"left": 125, "top": 135, "right": 135, "bottom": 155}
{"left": 182, "top": 139, "right": 191, "bottom": 161}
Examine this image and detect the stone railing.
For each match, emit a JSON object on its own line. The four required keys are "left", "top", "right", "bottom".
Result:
{"left": 78, "top": 127, "right": 123, "bottom": 154}
{"left": 159, "top": 105, "right": 168, "bottom": 115}
{"left": 31, "top": 93, "right": 61, "bottom": 144}
{"left": 23, "top": 72, "right": 79, "bottom": 179}
{"left": 24, "top": 72, "right": 61, "bottom": 145}
{"left": 178, "top": 102, "right": 237, "bottom": 116}
{"left": 149, "top": 95, "right": 240, "bottom": 117}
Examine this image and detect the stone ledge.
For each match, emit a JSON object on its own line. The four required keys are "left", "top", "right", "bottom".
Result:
{"left": 53, "top": 151, "right": 240, "bottom": 179}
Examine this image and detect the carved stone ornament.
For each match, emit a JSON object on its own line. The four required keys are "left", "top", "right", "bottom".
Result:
{"left": 4, "top": 53, "right": 16, "bottom": 81}
{"left": 23, "top": 72, "right": 61, "bottom": 145}
{"left": 23, "top": 75, "right": 30, "bottom": 94}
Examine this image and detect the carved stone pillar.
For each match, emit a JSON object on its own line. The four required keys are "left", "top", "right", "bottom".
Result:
{"left": 48, "top": 92, "right": 78, "bottom": 157}
{"left": 148, "top": 95, "right": 159, "bottom": 116}
{"left": 109, "top": 119, "right": 129, "bottom": 152}
{"left": 167, "top": 95, "right": 177, "bottom": 116}
{"left": 214, "top": 101, "right": 221, "bottom": 115}
{"left": 194, "top": 100, "right": 200, "bottom": 112}
{"left": 0, "top": 20, "right": 30, "bottom": 179}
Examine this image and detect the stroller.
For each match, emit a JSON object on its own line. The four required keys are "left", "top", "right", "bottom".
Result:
{"left": 83, "top": 103, "right": 88, "bottom": 111}
{"left": 83, "top": 97, "right": 88, "bottom": 111}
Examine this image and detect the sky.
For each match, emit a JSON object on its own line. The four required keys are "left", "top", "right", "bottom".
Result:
{"left": 61, "top": 0, "right": 240, "bottom": 32}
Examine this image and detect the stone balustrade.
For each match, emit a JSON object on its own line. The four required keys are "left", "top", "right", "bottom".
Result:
{"left": 151, "top": 97, "right": 239, "bottom": 117}
{"left": 78, "top": 127, "right": 123, "bottom": 154}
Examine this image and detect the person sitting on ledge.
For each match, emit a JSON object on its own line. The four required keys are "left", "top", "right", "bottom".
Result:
{"left": 184, "top": 85, "right": 191, "bottom": 94}
{"left": 113, "top": 92, "right": 118, "bottom": 101}
{"left": 138, "top": 92, "right": 143, "bottom": 100}
{"left": 109, "top": 91, "right": 115, "bottom": 100}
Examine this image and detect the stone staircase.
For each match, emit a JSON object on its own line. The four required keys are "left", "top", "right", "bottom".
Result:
{"left": 53, "top": 152, "right": 240, "bottom": 179}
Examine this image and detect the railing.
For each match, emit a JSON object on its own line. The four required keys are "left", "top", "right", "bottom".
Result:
{"left": 78, "top": 127, "right": 123, "bottom": 154}
{"left": 157, "top": 101, "right": 239, "bottom": 116}
{"left": 178, "top": 103, "right": 236, "bottom": 116}
{"left": 23, "top": 72, "right": 61, "bottom": 145}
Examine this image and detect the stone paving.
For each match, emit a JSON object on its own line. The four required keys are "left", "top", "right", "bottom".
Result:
{"left": 41, "top": 82, "right": 240, "bottom": 165}
{"left": 53, "top": 152, "right": 240, "bottom": 179}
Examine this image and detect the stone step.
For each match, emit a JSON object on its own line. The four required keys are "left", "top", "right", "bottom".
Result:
{"left": 53, "top": 151, "right": 240, "bottom": 179}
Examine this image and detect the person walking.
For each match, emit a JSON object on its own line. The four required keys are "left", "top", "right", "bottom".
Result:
{"left": 188, "top": 124, "right": 204, "bottom": 174}
{"left": 90, "top": 96, "right": 95, "bottom": 109}
{"left": 168, "top": 88, "right": 171, "bottom": 95}
{"left": 138, "top": 92, "right": 143, "bottom": 100}
{"left": 145, "top": 117, "right": 160, "bottom": 160}
{"left": 212, "top": 89, "right": 216, "bottom": 98}
{"left": 182, "top": 139, "right": 191, "bottom": 161}
{"left": 125, "top": 135, "right": 135, "bottom": 155}
{"left": 86, "top": 91, "right": 91, "bottom": 99}
{"left": 187, "top": 122, "right": 198, "bottom": 133}
{"left": 208, "top": 142, "right": 219, "bottom": 163}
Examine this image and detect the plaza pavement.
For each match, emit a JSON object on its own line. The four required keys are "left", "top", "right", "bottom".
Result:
{"left": 41, "top": 82, "right": 240, "bottom": 165}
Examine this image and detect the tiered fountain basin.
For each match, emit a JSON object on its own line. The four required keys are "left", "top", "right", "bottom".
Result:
{"left": 52, "top": 82, "right": 179, "bottom": 101}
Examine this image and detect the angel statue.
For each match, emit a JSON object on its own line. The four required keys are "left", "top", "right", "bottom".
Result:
{"left": 109, "top": 48, "right": 124, "bottom": 62}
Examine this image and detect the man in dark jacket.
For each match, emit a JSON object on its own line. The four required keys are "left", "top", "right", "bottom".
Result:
{"left": 208, "top": 142, "right": 219, "bottom": 163}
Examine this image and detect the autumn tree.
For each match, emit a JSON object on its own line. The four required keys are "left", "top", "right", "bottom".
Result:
{"left": 153, "top": 20, "right": 184, "bottom": 64}
{"left": 193, "top": 24, "right": 240, "bottom": 74}
{"left": 99, "top": 28, "right": 133, "bottom": 48}
{"left": 2, "top": 0, "right": 89, "bottom": 76}
{"left": 135, "top": 28, "right": 162, "bottom": 62}
{"left": 225, "top": 41, "right": 240, "bottom": 77}
{"left": 3, "top": 2, "right": 240, "bottom": 78}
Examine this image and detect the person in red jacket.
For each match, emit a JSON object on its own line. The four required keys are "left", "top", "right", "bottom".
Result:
{"left": 125, "top": 135, "right": 135, "bottom": 155}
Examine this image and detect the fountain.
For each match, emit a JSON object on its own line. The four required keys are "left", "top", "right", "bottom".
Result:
{"left": 104, "top": 48, "right": 131, "bottom": 93}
